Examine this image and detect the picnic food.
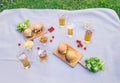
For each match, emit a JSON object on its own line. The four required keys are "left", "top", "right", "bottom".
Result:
{"left": 18, "top": 43, "right": 21, "bottom": 46}
{"left": 58, "top": 42, "right": 68, "bottom": 55}
{"left": 37, "top": 47, "right": 40, "bottom": 50}
{"left": 76, "top": 39, "right": 87, "bottom": 50}
{"left": 48, "top": 26, "right": 55, "bottom": 33}
{"left": 66, "top": 51, "right": 76, "bottom": 63}
{"left": 85, "top": 57, "right": 105, "bottom": 73}
{"left": 39, "top": 35, "right": 48, "bottom": 44}
{"left": 23, "top": 41, "right": 33, "bottom": 49}
{"left": 23, "top": 28, "right": 33, "bottom": 38}
{"left": 17, "top": 20, "right": 30, "bottom": 32}
{"left": 52, "top": 35, "right": 54, "bottom": 39}
{"left": 83, "top": 47, "right": 87, "bottom": 50}
{"left": 76, "top": 39, "right": 83, "bottom": 48}
{"left": 29, "top": 26, "right": 34, "bottom": 31}
{"left": 58, "top": 43, "right": 77, "bottom": 63}
{"left": 33, "top": 23, "right": 43, "bottom": 33}
{"left": 50, "top": 40, "right": 52, "bottom": 43}
{"left": 49, "top": 35, "right": 55, "bottom": 43}
{"left": 54, "top": 42, "right": 83, "bottom": 67}
{"left": 17, "top": 20, "right": 47, "bottom": 40}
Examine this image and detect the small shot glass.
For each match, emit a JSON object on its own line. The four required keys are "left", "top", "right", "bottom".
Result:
{"left": 38, "top": 50, "right": 47, "bottom": 62}
{"left": 18, "top": 52, "right": 31, "bottom": 69}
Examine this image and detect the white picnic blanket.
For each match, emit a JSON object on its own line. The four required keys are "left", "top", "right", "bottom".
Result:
{"left": 0, "top": 8, "right": 120, "bottom": 83}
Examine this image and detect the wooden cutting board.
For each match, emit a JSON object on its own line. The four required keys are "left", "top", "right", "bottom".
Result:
{"left": 53, "top": 43, "right": 83, "bottom": 68}
{"left": 23, "top": 27, "right": 47, "bottom": 41}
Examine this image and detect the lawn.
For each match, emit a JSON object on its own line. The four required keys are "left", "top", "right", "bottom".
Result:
{"left": 0, "top": 0, "right": 120, "bottom": 18}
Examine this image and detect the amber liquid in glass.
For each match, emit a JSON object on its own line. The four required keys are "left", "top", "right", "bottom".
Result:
{"left": 84, "top": 30, "right": 92, "bottom": 43}
{"left": 18, "top": 53, "right": 30, "bottom": 69}
{"left": 39, "top": 54, "right": 47, "bottom": 62}
{"left": 59, "top": 17, "right": 65, "bottom": 28}
{"left": 38, "top": 50, "right": 47, "bottom": 62}
{"left": 68, "top": 28, "right": 73, "bottom": 37}
{"left": 20, "top": 58, "right": 30, "bottom": 69}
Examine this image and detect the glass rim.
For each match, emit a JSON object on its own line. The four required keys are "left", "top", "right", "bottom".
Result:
{"left": 17, "top": 52, "right": 27, "bottom": 60}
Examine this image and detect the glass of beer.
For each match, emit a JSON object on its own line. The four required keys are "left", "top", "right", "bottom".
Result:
{"left": 38, "top": 50, "right": 47, "bottom": 62}
{"left": 59, "top": 14, "right": 65, "bottom": 28}
{"left": 67, "top": 23, "right": 74, "bottom": 38}
{"left": 84, "top": 29, "right": 93, "bottom": 44}
{"left": 18, "top": 52, "right": 31, "bottom": 69}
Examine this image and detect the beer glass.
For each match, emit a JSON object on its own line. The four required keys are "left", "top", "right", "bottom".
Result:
{"left": 18, "top": 52, "right": 31, "bottom": 69}
{"left": 67, "top": 23, "right": 74, "bottom": 38}
{"left": 38, "top": 50, "right": 47, "bottom": 62}
{"left": 84, "top": 29, "right": 93, "bottom": 44}
{"left": 59, "top": 14, "right": 65, "bottom": 28}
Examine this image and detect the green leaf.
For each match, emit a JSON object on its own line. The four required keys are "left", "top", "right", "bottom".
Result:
{"left": 85, "top": 57, "right": 105, "bottom": 73}
{"left": 17, "top": 20, "right": 30, "bottom": 32}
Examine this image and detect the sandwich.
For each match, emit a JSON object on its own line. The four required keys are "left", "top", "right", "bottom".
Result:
{"left": 65, "top": 51, "right": 76, "bottom": 63}
{"left": 58, "top": 42, "right": 68, "bottom": 55}
{"left": 23, "top": 28, "right": 33, "bottom": 38}
{"left": 33, "top": 23, "right": 43, "bottom": 33}
{"left": 29, "top": 26, "right": 34, "bottom": 31}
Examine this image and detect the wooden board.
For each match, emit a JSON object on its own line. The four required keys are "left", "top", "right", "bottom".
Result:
{"left": 53, "top": 43, "right": 83, "bottom": 68}
{"left": 23, "top": 27, "right": 47, "bottom": 41}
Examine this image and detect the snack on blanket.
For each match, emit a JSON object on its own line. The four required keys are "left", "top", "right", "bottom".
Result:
{"left": 57, "top": 42, "right": 77, "bottom": 63}
{"left": 29, "top": 26, "right": 34, "bottom": 31}
{"left": 33, "top": 23, "right": 43, "bottom": 33}
{"left": 85, "top": 57, "right": 105, "bottom": 73}
{"left": 23, "top": 28, "right": 33, "bottom": 38}
{"left": 39, "top": 35, "right": 48, "bottom": 45}
{"left": 54, "top": 42, "right": 83, "bottom": 67}
{"left": 17, "top": 20, "right": 30, "bottom": 32}
{"left": 58, "top": 43, "right": 68, "bottom": 55}
{"left": 66, "top": 51, "right": 76, "bottom": 63}
{"left": 23, "top": 41, "right": 34, "bottom": 49}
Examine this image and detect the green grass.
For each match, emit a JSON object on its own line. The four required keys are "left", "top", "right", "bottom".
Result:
{"left": 0, "top": 0, "right": 120, "bottom": 17}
